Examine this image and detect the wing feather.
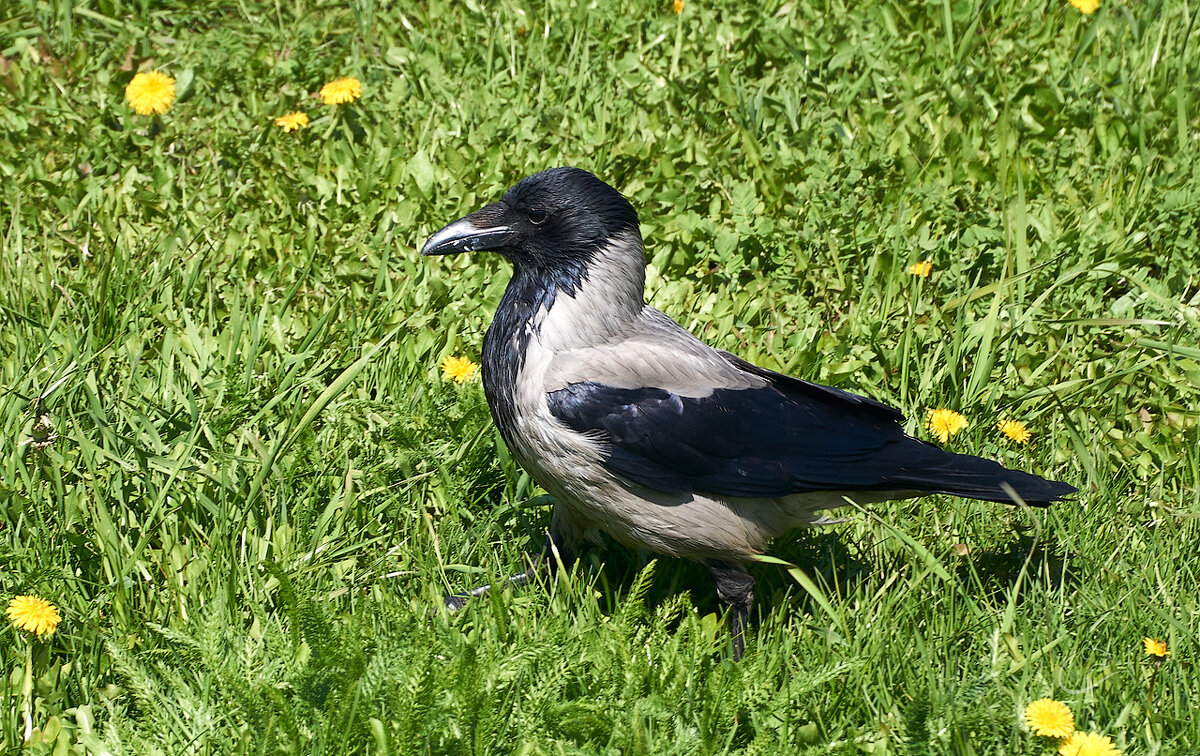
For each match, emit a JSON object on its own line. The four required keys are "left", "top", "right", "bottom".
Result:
{"left": 546, "top": 373, "right": 1075, "bottom": 504}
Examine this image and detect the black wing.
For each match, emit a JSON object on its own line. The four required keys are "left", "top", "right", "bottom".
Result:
{"left": 546, "top": 368, "right": 1075, "bottom": 505}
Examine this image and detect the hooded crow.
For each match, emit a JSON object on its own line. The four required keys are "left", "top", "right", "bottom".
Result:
{"left": 422, "top": 167, "right": 1075, "bottom": 659}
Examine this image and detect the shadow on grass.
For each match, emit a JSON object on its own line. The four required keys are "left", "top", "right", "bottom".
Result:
{"left": 562, "top": 522, "right": 1076, "bottom": 634}
{"left": 576, "top": 527, "right": 872, "bottom": 627}
{"left": 952, "top": 527, "right": 1076, "bottom": 599}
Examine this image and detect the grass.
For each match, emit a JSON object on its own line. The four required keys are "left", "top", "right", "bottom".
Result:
{"left": 1, "top": 0, "right": 1198, "bottom": 752}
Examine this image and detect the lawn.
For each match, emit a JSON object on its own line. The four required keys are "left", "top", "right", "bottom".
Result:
{"left": 1, "top": 0, "right": 1198, "bottom": 753}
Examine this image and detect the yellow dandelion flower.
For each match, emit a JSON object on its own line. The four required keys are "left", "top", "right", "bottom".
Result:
{"left": 275, "top": 111, "right": 309, "bottom": 132}
{"left": 7, "top": 595, "right": 61, "bottom": 638}
{"left": 673, "top": 0, "right": 684, "bottom": 12}
{"left": 1068, "top": 0, "right": 1100, "bottom": 13}
{"left": 1058, "top": 731, "right": 1120, "bottom": 756}
{"left": 320, "top": 76, "right": 363, "bottom": 105}
{"left": 1023, "top": 699, "right": 1075, "bottom": 739}
{"left": 1143, "top": 637, "right": 1169, "bottom": 658}
{"left": 908, "top": 260, "right": 933, "bottom": 277}
{"left": 125, "top": 71, "right": 176, "bottom": 116}
{"left": 998, "top": 419, "right": 1032, "bottom": 444}
{"left": 927, "top": 408, "right": 968, "bottom": 443}
{"left": 441, "top": 355, "right": 479, "bottom": 384}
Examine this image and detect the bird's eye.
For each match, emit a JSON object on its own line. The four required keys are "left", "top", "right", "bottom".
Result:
{"left": 527, "top": 208, "right": 547, "bottom": 225}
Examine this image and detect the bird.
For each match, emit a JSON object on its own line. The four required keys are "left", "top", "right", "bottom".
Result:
{"left": 421, "top": 166, "right": 1076, "bottom": 659}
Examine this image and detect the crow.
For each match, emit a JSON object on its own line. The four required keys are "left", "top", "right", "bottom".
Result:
{"left": 422, "top": 167, "right": 1075, "bottom": 659}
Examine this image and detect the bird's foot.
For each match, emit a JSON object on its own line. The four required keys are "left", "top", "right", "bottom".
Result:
{"left": 729, "top": 608, "right": 749, "bottom": 661}
{"left": 442, "top": 573, "right": 522, "bottom": 612}
{"left": 444, "top": 587, "right": 486, "bottom": 612}
{"left": 707, "top": 560, "right": 756, "bottom": 661}
{"left": 442, "top": 536, "right": 573, "bottom": 612}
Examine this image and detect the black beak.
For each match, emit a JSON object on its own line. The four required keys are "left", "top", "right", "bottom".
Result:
{"left": 421, "top": 209, "right": 516, "bottom": 256}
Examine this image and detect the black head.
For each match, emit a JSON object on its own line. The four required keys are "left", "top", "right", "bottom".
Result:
{"left": 421, "top": 167, "right": 641, "bottom": 270}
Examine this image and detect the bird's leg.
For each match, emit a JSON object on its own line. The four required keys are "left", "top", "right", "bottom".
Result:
{"left": 706, "top": 560, "right": 755, "bottom": 661}
{"left": 443, "top": 533, "right": 575, "bottom": 611}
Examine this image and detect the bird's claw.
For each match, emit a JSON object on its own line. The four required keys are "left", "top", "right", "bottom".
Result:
{"left": 444, "top": 593, "right": 472, "bottom": 612}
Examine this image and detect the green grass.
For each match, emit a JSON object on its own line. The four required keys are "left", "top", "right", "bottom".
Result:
{"left": 1, "top": 0, "right": 1198, "bottom": 752}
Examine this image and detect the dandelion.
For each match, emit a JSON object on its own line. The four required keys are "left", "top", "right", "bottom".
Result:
{"left": 275, "top": 111, "right": 309, "bottom": 132}
{"left": 9, "top": 595, "right": 60, "bottom": 743}
{"left": 927, "top": 408, "right": 968, "bottom": 443}
{"left": 7, "top": 595, "right": 60, "bottom": 638}
{"left": 441, "top": 355, "right": 479, "bottom": 383}
{"left": 1023, "top": 699, "right": 1075, "bottom": 739}
{"left": 908, "top": 260, "right": 933, "bottom": 277}
{"left": 998, "top": 419, "right": 1032, "bottom": 444}
{"left": 673, "top": 0, "right": 684, "bottom": 12}
{"left": 125, "top": 71, "right": 176, "bottom": 115}
{"left": 1143, "top": 637, "right": 1169, "bottom": 658}
{"left": 320, "top": 76, "right": 363, "bottom": 105}
{"left": 1144, "top": 635, "right": 1169, "bottom": 702}
{"left": 1068, "top": 0, "right": 1100, "bottom": 13}
{"left": 1058, "top": 731, "right": 1121, "bottom": 756}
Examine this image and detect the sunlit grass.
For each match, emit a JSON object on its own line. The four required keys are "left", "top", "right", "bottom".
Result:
{"left": 1, "top": 0, "right": 1198, "bottom": 752}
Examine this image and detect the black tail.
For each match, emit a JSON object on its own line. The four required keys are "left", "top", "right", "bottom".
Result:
{"left": 891, "top": 442, "right": 1077, "bottom": 506}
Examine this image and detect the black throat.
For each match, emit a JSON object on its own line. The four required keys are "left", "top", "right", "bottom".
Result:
{"left": 481, "top": 256, "right": 591, "bottom": 445}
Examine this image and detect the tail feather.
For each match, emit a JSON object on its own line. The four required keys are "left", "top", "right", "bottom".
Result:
{"left": 891, "top": 443, "right": 1076, "bottom": 506}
